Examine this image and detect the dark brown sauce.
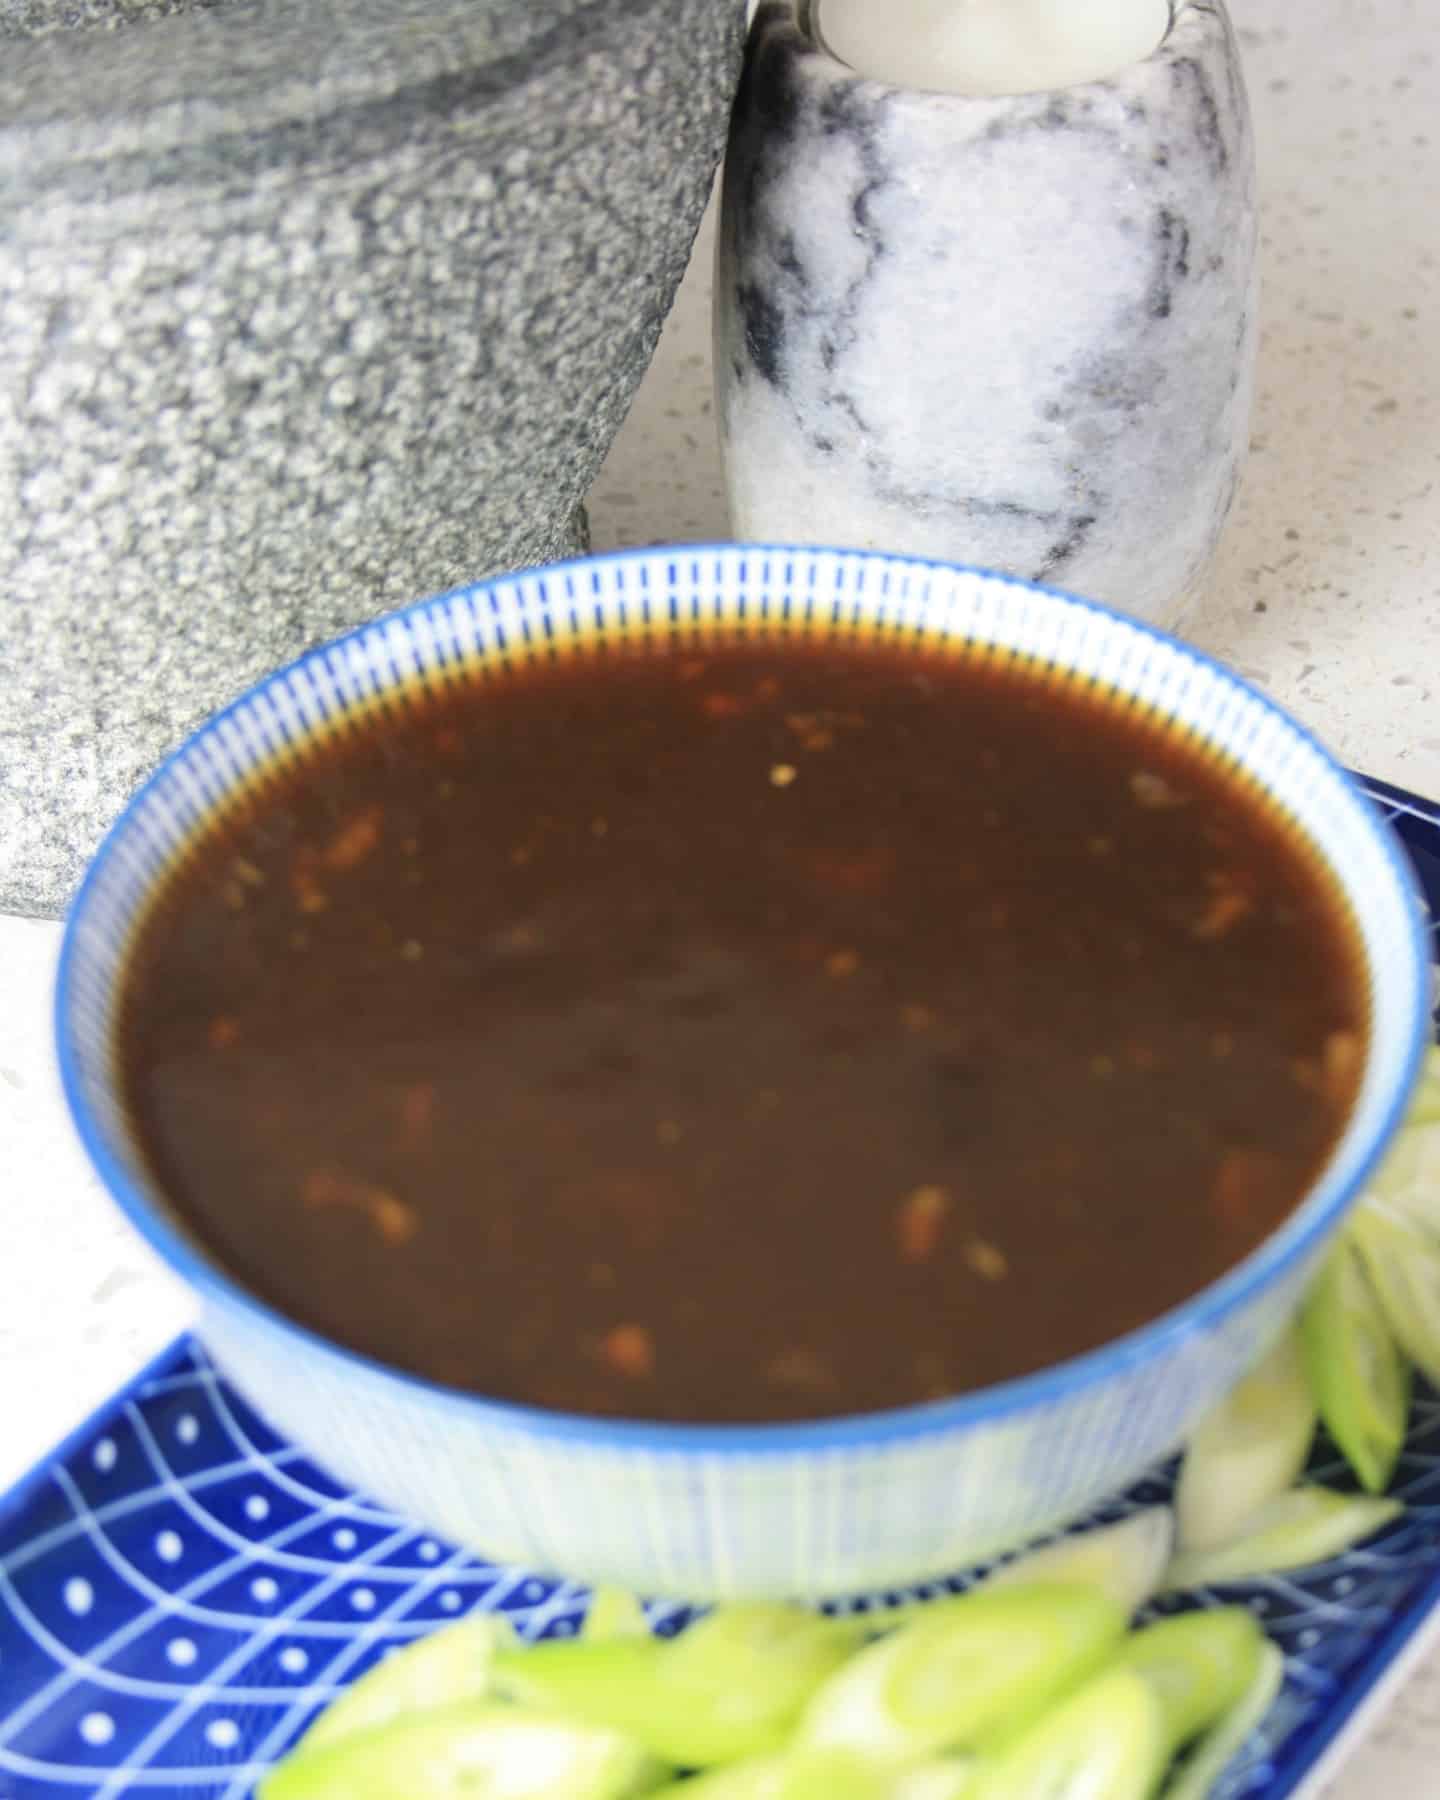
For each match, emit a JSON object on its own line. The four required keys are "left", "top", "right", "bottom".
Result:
{"left": 117, "top": 637, "right": 1368, "bottom": 1423}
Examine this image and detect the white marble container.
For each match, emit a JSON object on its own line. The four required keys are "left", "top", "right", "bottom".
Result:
{"left": 715, "top": 0, "right": 1257, "bottom": 631}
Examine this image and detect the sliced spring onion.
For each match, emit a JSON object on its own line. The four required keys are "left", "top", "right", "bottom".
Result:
{"left": 660, "top": 1600, "right": 867, "bottom": 1680}
{"left": 1300, "top": 1237, "right": 1410, "bottom": 1494}
{"left": 1350, "top": 1202, "right": 1440, "bottom": 1387}
{"left": 491, "top": 1639, "right": 658, "bottom": 1735}
{"left": 1159, "top": 1641, "right": 1285, "bottom": 1800}
{"left": 797, "top": 1585, "right": 1126, "bottom": 1760}
{"left": 965, "top": 1668, "right": 1166, "bottom": 1800}
{"left": 1111, "top": 1607, "right": 1265, "bottom": 1762}
{"left": 983, "top": 1507, "right": 1175, "bottom": 1619}
{"left": 299, "top": 1613, "right": 512, "bottom": 1752}
{"left": 583, "top": 1588, "right": 650, "bottom": 1643}
{"left": 260, "top": 1701, "right": 665, "bottom": 1800}
{"left": 1175, "top": 1330, "right": 1316, "bottom": 1553}
{"left": 1400, "top": 1046, "right": 1440, "bottom": 1127}
{"left": 1164, "top": 1485, "right": 1403, "bottom": 1592}
{"left": 896, "top": 1761, "right": 980, "bottom": 1800}
{"left": 1368, "top": 1117, "right": 1440, "bottom": 1215}
{"left": 648, "top": 1749, "right": 974, "bottom": 1800}
{"left": 492, "top": 1605, "right": 862, "bottom": 1769}
{"left": 645, "top": 1749, "right": 880, "bottom": 1800}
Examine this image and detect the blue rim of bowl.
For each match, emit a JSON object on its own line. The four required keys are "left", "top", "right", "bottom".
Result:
{"left": 55, "top": 544, "right": 1434, "bottom": 1457}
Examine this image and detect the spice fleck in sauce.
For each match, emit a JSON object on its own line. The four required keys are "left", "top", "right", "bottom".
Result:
{"left": 118, "top": 639, "right": 1367, "bottom": 1423}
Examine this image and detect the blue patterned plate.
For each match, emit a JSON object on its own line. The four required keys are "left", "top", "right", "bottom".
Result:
{"left": 4, "top": 773, "right": 1440, "bottom": 1800}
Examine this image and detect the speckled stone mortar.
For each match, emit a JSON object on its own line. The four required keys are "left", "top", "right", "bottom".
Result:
{"left": 0, "top": 0, "right": 744, "bottom": 916}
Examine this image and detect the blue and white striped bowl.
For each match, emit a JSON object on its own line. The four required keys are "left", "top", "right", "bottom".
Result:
{"left": 56, "top": 547, "right": 1431, "bottom": 1600}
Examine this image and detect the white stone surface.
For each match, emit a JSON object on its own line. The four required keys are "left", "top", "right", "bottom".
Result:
{"left": 715, "top": 0, "right": 1257, "bottom": 631}
{"left": 0, "top": 916, "right": 192, "bottom": 1490}
{"left": 4, "top": 0, "right": 1440, "bottom": 1784}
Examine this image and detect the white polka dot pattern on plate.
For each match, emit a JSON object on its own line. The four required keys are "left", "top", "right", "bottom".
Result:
{"left": 155, "top": 1530, "right": 183, "bottom": 1564}
{"left": 0, "top": 1319, "right": 1432, "bottom": 1800}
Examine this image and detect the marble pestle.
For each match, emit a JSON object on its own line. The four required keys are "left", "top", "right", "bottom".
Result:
{"left": 715, "top": 0, "right": 1257, "bottom": 631}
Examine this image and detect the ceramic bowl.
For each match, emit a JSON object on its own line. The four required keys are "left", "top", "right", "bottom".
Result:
{"left": 56, "top": 547, "right": 1430, "bottom": 1599}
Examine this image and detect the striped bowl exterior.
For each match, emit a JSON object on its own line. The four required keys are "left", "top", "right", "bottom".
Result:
{"left": 56, "top": 546, "right": 1431, "bottom": 1599}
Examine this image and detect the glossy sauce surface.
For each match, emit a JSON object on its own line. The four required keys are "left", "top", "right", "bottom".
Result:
{"left": 119, "top": 639, "right": 1367, "bottom": 1422}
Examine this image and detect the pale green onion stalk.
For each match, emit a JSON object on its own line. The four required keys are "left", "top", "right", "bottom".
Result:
{"left": 1164, "top": 1486, "right": 1402, "bottom": 1592}
{"left": 299, "top": 1613, "right": 513, "bottom": 1753}
{"left": 1300, "top": 1236, "right": 1410, "bottom": 1494}
{"left": 982, "top": 1508, "right": 1174, "bottom": 1619}
{"left": 896, "top": 1761, "right": 980, "bottom": 1800}
{"left": 648, "top": 1749, "right": 894, "bottom": 1800}
{"left": 1111, "top": 1608, "right": 1265, "bottom": 1763}
{"left": 1352, "top": 1065, "right": 1440, "bottom": 1242}
{"left": 261, "top": 1703, "right": 665, "bottom": 1800}
{"left": 652, "top": 1749, "right": 977, "bottom": 1800}
{"left": 1159, "top": 1642, "right": 1285, "bottom": 1800}
{"left": 1350, "top": 1201, "right": 1440, "bottom": 1387}
{"left": 965, "top": 1668, "right": 1166, "bottom": 1800}
{"left": 492, "top": 1604, "right": 864, "bottom": 1769}
{"left": 1403, "top": 1046, "right": 1440, "bottom": 1126}
{"left": 1335, "top": 1050, "right": 1440, "bottom": 1386}
{"left": 583, "top": 1588, "right": 650, "bottom": 1644}
{"left": 797, "top": 1585, "right": 1125, "bottom": 1761}
{"left": 1174, "top": 1330, "right": 1316, "bottom": 1554}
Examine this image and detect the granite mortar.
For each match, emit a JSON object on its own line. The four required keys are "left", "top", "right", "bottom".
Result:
{"left": 0, "top": 0, "right": 744, "bottom": 914}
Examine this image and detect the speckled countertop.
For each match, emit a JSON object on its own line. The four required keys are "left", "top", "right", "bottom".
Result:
{"left": 2, "top": 0, "right": 1438, "bottom": 1786}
